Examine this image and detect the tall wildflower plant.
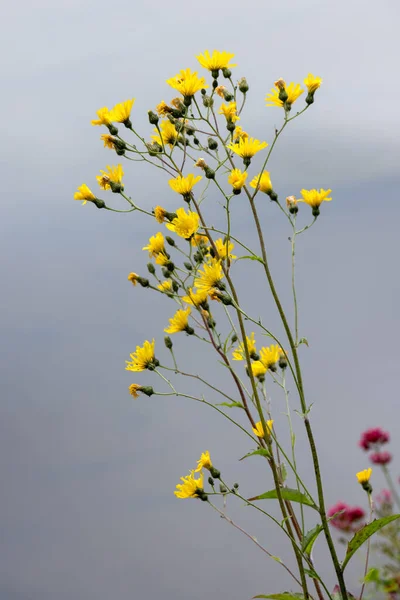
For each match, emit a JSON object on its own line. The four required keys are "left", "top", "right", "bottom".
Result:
{"left": 75, "top": 51, "right": 399, "bottom": 599}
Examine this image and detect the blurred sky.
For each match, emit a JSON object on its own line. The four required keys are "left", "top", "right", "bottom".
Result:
{"left": 1, "top": 0, "right": 400, "bottom": 599}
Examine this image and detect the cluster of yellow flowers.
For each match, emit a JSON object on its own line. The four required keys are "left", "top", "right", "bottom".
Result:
{"left": 174, "top": 451, "right": 216, "bottom": 500}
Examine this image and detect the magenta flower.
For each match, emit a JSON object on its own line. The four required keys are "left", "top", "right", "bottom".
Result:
{"left": 328, "top": 502, "right": 365, "bottom": 532}
{"left": 359, "top": 427, "right": 390, "bottom": 451}
{"left": 370, "top": 451, "right": 392, "bottom": 465}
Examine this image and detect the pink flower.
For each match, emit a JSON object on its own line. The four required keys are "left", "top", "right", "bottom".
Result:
{"left": 370, "top": 451, "right": 392, "bottom": 465}
{"left": 359, "top": 427, "right": 390, "bottom": 451}
{"left": 328, "top": 502, "right": 365, "bottom": 532}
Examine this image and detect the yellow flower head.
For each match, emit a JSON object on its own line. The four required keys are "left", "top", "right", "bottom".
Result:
{"left": 165, "top": 307, "right": 192, "bottom": 334}
{"left": 91, "top": 107, "right": 112, "bottom": 126}
{"left": 299, "top": 188, "right": 332, "bottom": 209}
{"left": 191, "top": 234, "right": 209, "bottom": 247}
{"left": 195, "top": 451, "right": 212, "bottom": 472}
{"left": 251, "top": 361, "right": 267, "bottom": 379}
{"left": 266, "top": 82, "right": 304, "bottom": 107}
{"left": 152, "top": 120, "right": 178, "bottom": 147}
{"left": 155, "top": 253, "right": 170, "bottom": 266}
{"left": 196, "top": 50, "right": 236, "bottom": 72}
{"left": 195, "top": 260, "right": 224, "bottom": 293}
{"left": 260, "top": 345, "right": 284, "bottom": 369}
{"left": 181, "top": 288, "right": 209, "bottom": 307}
{"left": 356, "top": 468, "right": 372, "bottom": 484}
{"left": 252, "top": 419, "right": 274, "bottom": 438}
{"left": 96, "top": 164, "right": 124, "bottom": 191}
{"left": 168, "top": 174, "right": 202, "bottom": 197}
{"left": 101, "top": 134, "right": 117, "bottom": 149}
{"left": 129, "top": 384, "right": 142, "bottom": 399}
{"left": 126, "top": 339, "right": 156, "bottom": 372}
{"left": 232, "top": 332, "right": 257, "bottom": 361}
{"left": 165, "top": 207, "right": 200, "bottom": 239}
{"left": 233, "top": 126, "right": 249, "bottom": 141}
{"left": 166, "top": 68, "right": 208, "bottom": 98}
{"left": 111, "top": 99, "right": 135, "bottom": 124}
{"left": 174, "top": 470, "right": 204, "bottom": 499}
{"left": 74, "top": 184, "right": 96, "bottom": 205}
{"left": 214, "top": 238, "right": 236, "bottom": 261}
{"left": 228, "top": 169, "right": 248, "bottom": 191}
{"left": 154, "top": 206, "right": 167, "bottom": 224}
{"left": 156, "top": 101, "right": 172, "bottom": 116}
{"left": 304, "top": 73, "right": 323, "bottom": 94}
{"left": 250, "top": 172, "right": 273, "bottom": 194}
{"left": 226, "top": 137, "right": 268, "bottom": 162}
{"left": 219, "top": 102, "right": 240, "bottom": 123}
{"left": 142, "top": 232, "right": 165, "bottom": 257}
{"left": 158, "top": 280, "right": 172, "bottom": 292}
{"left": 128, "top": 272, "right": 139, "bottom": 286}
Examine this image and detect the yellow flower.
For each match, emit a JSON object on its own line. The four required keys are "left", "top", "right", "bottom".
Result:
{"left": 266, "top": 82, "right": 304, "bottom": 107}
{"left": 181, "top": 288, "right": 209, "bottom": 307}
{"left": 233, "top": 126, "right": 248, "bottom": 141}
{"left": 126, "top": 339, "right": 156, "bottom": 372}
{"left": 191, "top": 234, "right": 209, "bottom": 247}
{"left": 219, "top": 102, "right": 239, "bottom": 123}
{"left": 299, "top": 188, "right": 332, "bottom": 209}
{"left": 154, "top": 206, "right": 167, "bottom": 223}
{"left": 252, "top": 419, "right": 274, "bottom": 438}
{"left": 155, "top": 253, "right": 170, "bottom": 266}
{"left": 232, "top": 333, "right": 257, "bottom": 361}
{"left": 168, "top": 174, "right": 202, "bottom": 197}
{"left": 195, "top": 451, "right": 212, "bottom": 472}
{"left": 165, "top": 207, "right": 200, "bottom": 239}
{"left": 226, "top": 137, "right": 268, "bottom": 163}
{"left": 101, "top": 134, "right": 117, "bottom": 149}
{"left": 260, "top": 345, "right": 284, "bottom": 369}
{"left": 214, "top": 238, "right": 236, "bottom": 260}
{"left": 111, "top": 99, "right": 135, "bottom": 124}
{"left": 304, "top": 73, "right": 322, "bottom": 94}
{"left": 91, "top": 107, "right": 113, "bottom": 126}
{"left": 166, "top": 68, "right": 208, "bottom": 98}
{"left": 158, "top": 280, "right": 172, "bottom": 292}
{"left": 174, "top": 470, "right": 204, "bottom": 499}
{"left": 129, "top": 384, "right": 142, "bottom": 399}
{"left": 251, "top": 361, "right": 267, "bottom": 378}
{"left": 196, "top": 50, "right": 236, "bottom": 72}
{"left": 228, "top": 169, "right": 248, "bottom": 191}
{"left": 74, "top": 184, "right": 96, "bottom": 205}
{"left": 356, "top": 468, "right": 372, "bottom": 484}
{"left": 128, "top": 272, "right": 139, "bottom": 286}
{"left": 142, "top": 232, "right": 165, "bottom": 257}
{"left": 156, "top": 101, "right": 171, "bottom": 116}
{"left": 96, "top": 164, "right": 124, "bottom": 191}
{"left": 195, "top": 260, "right": 224, "bottom": 293}
{"left": 165, "top": 307, "right": 192, "bottom": 334}
{"left": 250, "top": 172, "right": 273, "bottom": 194}
{"left": 151, "top": 120, "right": 178, "bottom": 147}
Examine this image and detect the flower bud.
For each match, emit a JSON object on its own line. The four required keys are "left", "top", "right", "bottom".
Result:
{"left": 137, "top": 277, "right": 150, "bottom": 288}
{"left": 201, "top": 88, "right": 207, "bottom": 95}
{"left": 219, "top": 484, "right": 227, "bottom": 494}
{"left": 233, "top": 482, "right": 239, "bottom": 489}
{"left": 140, "top": 386, "right": 154, "bottom": 397}
{"left": 184, "top": 262, "right": 193, "bottom": 271}
{"left": 172, "top": 280, "right": 179, "bottom": 292}
{"left": 278, "top": 356, "right": 288, "bottom": 370}
{"left": 166, "top": 261, "right": 175, "bottom": 272}
{"left": 231, "top": 334, "right": 238, "bottom": 344}
{"left": 220, "top": 295, "right": 233, "bottom": 306}
{"left": 148, "top": 110, "right": 159, "bottom": 125}
{"left": 93, "top": 198, "right": 106, "bottom": 209}
{"left": 286, "top": 195, "right": 298, "bottom": 214}
{"left": 146, "top": 142, "right": 162, "bottom": 156}
{"left": 115, "top": 148, "right": 125, "bottom": 156}
{"left": 226, "top": 122, "right": 236, "bottom": 132}
{"left": 107, "top": 124, "right": 118, "bottom": 136}
{"left": 193, "top": 138, "right": 200, "bottom": 145}
{"left": 162, "top": 268, "right": 172, "bottom": 278}
{"left": 208, "top": 477, "right": 214, "bottom": 486}
{"left": 208, "top": 137, "right": 218, "bottom": 150}
{"left": 202, "top": 95, "right": 214, "bottom": 108}
{"left": 212, "top": 79, "right": 218, "bottom": 90}
{"left": 204, "top": 166, "right": 215, "bottom": 180}
{"left": 222, "top": 68, "right": 231, "bottom": 78}
{"left": 165, "top": 236, "right": 176, "bottom": 247}
{"left": 147, "top": 262, "right": 156, "bottom": 275}
{"left": 238, "top": 77, "right": 249, "bottom": 93}
{"left": 164, "top": 336, "right": 173, "bottom": 349}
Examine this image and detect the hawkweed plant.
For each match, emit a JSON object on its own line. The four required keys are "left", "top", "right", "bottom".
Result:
{"left": 74, "top": 50, "right": 399, "bottom": 600}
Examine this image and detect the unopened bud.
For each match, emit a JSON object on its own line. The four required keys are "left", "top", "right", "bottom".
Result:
{"left": 231, "top": 334, "right": 238, "bottom": 343}
{"left": 208, "top": 137, "right": 218, "bottom": 150}
{"left": 279, "top": 356, "right": 288, "bottom": 369}
{"left": 193, "top": 138, "right": 200, "bottom": 145}
{"left": 165, "top": 261, "right": 175, "bottom": 272}
{"left": 165, "top": 236, "right": 176, "bottom": 247}
{"left": 212, "top": 79, "right": 218, "bottom": 90}
{"left": 286, "top": 195, "right": 298, "bottom": 214}
{"left": 148, "top": 110, "right": 159, "bottom": 125}
{"left": 226, "top": 122, "right": 236, "bottom": 132}
{"left": 233, "top": 482, "right": 239, "bottom": 489}
{"left": 172, "top": 280, "right": 179, "bottom": 292}
{"left": 222, "top": 68, "right": 231, "bottom": 78}
{"left": 164, "top": 336, "right": 173, "bottom": 349}
{"left": 220, "top": 295, "right": 233, "bottom": 306}
{"left": 162, "top": 268, "right": 172, "bottom": 278}
{"left": 202, "top": 95, "right": 214, "bottom": 108}
{"left": 208, "top": 477, "right": 214, "bottom": 486}
{"left": 238, "top": 77, "right": 249, "bottom": 93}
{"left": 147, "top": 262, "right": 156, "bottom": 275}
{"left": 210, "top": 466, "right": 221, "bottom": 479}
{"left": 204, "top": 166, "right": 215, "bottom": 179}
{"left": 184, "top": 262, "right": 193, "bottom": 271}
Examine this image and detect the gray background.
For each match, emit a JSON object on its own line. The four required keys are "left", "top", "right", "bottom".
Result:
{"left": 1, "top": 0, "right": 400, "bottom": 598}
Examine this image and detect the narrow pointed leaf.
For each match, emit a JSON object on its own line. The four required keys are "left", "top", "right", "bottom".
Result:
{"left": 240, "top": 448, "right": 271, "bottom": 461}
{"left": 248, "top": 488, "right": 317, "bottom": 510}
{"left": 342, "top": 514, "right": 400, "bottom": 570}
{"left": 215, "top": 401, "right": 244, "bottom": 409}
{"left": 302, "top": 524, "right": 323, "bottom": 555}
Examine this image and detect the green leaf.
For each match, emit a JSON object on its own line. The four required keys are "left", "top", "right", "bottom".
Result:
{"left": 280, "top": 463, "right": 288, "bottom": 483}
{"left": 270, "top": 555, "right": 283, "bottom": 563}
{"left": 253, "top": 594, "right": 305, "bottom": 599}
{"left": 342, "top": 514, "right": 400, "bottom": 570}
{"left": 248, "top": 488, "right": 317, "bottom": 509}
{"left": 215, "top": 401, "right": 244, "bottom": 409}
{"left": 237, "top": 255, "right": 264, "bottom": 264}
{"left": 302, "top": 524, "right": 323, "bottom": 556}
{"left": 298, "top": 337, "right": 309, "bottom": 347}
{"left": 362, "top": 567, "right": 380, "bottom": 583}
{"left": 239, "top": 448, "right": 271, "bottom": 461}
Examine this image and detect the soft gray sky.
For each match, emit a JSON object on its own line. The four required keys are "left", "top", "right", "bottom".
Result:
{"left": 1, "top": 1, "right": 400, "bottom": 599}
